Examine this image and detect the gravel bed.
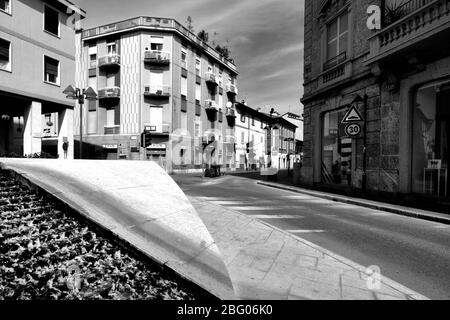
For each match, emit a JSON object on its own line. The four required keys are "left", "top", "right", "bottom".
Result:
{"left": 0, "top": 172, "right": 206, "bottom": 300}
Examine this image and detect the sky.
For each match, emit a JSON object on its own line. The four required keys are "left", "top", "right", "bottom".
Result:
{"left": 74, "top": 0, "right": 305, "bottom": 117}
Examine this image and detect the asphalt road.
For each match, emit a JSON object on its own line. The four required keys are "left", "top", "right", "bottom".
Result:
{"left": 174, "top": 175, "right": 450, "bottom": 300}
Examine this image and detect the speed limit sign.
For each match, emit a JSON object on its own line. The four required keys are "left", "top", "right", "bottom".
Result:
{"left": 345, "top": 123, "right": 362, "bottom": 137}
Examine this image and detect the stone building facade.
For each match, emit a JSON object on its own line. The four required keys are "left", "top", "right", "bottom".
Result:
{"left": 302, "top": 0, "right": 450, "bottom": 201}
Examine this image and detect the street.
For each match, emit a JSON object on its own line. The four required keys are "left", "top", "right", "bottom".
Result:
{"left": 174, "top": 175, "right": 450, "bottom": 300}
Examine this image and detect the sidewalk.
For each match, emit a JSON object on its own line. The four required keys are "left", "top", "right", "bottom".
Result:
{"left": 258, "top": 181, "right": 450, "bottom": 225}
{"left": 190, "top": 196, "right": 429, "bottom": 300}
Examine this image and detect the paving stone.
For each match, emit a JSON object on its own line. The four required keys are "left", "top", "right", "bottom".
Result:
{"left": 250, "top": 256, "right": 276, "bottom": 273}
{"left": 341, "top": 285, "right": 377, "bottom": 300}
{"left": 290, "top": 279, "right": 341, "bottom": 300}
{"left": 293, "top": 266, "right": 341, "bottom": 286}
{"left": 296, "top": 255, "right": 319, "bottom": 268}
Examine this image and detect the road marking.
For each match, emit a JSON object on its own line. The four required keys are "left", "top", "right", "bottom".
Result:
{"left": 252, "top": 215, "right": 304, "bottom": 219}
{"left": 228, "top": 206, "right": 281, "bottom": 211}
{"left": 287, "top": 229, "right": 327, "bottom": 234}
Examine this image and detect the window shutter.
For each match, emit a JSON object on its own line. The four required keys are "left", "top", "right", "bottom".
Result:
{"left": 45, "top": 59, "right": 58, "bottom": 76}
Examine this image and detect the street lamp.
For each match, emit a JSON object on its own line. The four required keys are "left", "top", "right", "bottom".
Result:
{"left": 63, "top": 85, "right": 97, "bottom": 159}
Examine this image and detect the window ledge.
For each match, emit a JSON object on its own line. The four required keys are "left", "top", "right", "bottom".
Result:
{"left": 0, "top": 9, "right": 12, "bottom": 16}
{"left": 43, "top": 29, "right": 61, "bottom": 39}
{"left": 43, "top": 80, "right": 61, "bottom": 87}
{"left": 0, "top": 67, "right": 12, "bottom": 73}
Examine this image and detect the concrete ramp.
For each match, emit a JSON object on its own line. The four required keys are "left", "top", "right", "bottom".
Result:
{"left": 0, "top": 159, "right": 235, "bottom": 300}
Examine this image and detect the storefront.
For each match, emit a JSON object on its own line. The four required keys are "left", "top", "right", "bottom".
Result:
{"left": 412, "top": 80, "right": 450, "bottom": 199}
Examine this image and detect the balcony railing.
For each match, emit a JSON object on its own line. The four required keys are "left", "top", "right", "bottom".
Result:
{"left": 144, "top": 123, "right": 171, "bottom": 135}
{"left": 144, "top": 50, "right": 171, "bottom": 65}
{"left": 383, "top": 0, "right": 435, "bottom": 26}
{"left": 366, "top": 0, "right": 450, "bottom": 65}
{"left": 205, "top": 72, "right": 218, "bottom": 86}
{"left": 98, "top": 87, "right": 121, "bottom": 99}
{"left": 204, "top": 99, "right": 219, "bottom": 111}
{"left": 144, "top": 85, "right": 171, "bottom": 98}
{"left": 225, "top": 83, "right": 238, "bottom": 95}
{"left": 323, "top": 52, "right": 347, "bottom": 71}
{"left": 98, "top": 54, "right": 121, "bottom": 68}
{"left": 104, "top": 125, "right": 120, "bottom": 135}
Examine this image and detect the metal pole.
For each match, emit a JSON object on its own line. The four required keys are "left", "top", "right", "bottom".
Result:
{"left": 79, "top": 90, "right": 83, "bottom": 160}
{"left": 362, "top": 94, "right": 368, "bottom": 194}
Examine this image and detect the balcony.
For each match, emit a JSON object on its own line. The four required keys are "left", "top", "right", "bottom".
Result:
{"left": 205, "top": 72, "right": 218, "bottom": 86}
{"left": 98, "top": 87, "right": 121, "bottom": 99}
{"left": 366, "top": 0, "right": 450, "bottom": 66}
{"left": 226, "top": 108, "right": 236, "bottom": 118}
{"left": 317, "top": 61, "right": 353, "bottom": 91}
{"left": 225, "top": 83, "right": 238, "bottom": 96}
{"left": 98, "top": 54, "right": 120, "bottom": 68}
{"left": 144, "top": 50, "right": 171, "bottom": 65}
{"left": 204, "top": 99, "right": 219, "bottom": 111}
{"left": 104, "top": 125, "right": 120, "bottom": 135}
{"left": 144, "top": 85, "right": 171, "bottom": 98}
{"left": 144, "top": 123, "right": 171, "bottom": 136}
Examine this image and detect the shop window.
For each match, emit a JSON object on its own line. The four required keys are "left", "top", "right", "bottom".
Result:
{"left": 44, "top": 4, "right": 59, "bottom": 36}
{"left": 322, "top": 108, "right": 353, "bottom": 185}
{"left": 412, "top": 82, "right": 450, "bottom": 198}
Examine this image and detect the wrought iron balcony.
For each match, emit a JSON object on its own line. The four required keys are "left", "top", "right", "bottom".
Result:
{"left": 98, "top": 87, "right": 121, "bottom": 99}
{"left": 225, "top": 83, "right": 238, "bottom": 95}
{"left": 144, "top": 50, "right": 171, "bottom": 65}
{"left": 98, "top": 54, "right": 120, "bottom": 68}
{"left": 205, "top": 72, "right": 218, "bottom": 86}
{"left": 144, "top": 85, "right": 170, "bottom": 98}
{"left": 104, "top": 125, "right": 120, "bottom": 135}
{"left": 323, "top": 52, "right": 347, "bottom": 71}
{"left": 366, "top": 0, "right": 450, "bottom": 66}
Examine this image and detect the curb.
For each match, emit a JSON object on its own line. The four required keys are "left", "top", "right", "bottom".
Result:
{"left": 257, "top": 181, "right": 450, "bottom": 226}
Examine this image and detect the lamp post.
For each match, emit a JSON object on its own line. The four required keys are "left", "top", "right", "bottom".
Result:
{"left": 63, "top": 85, "right": 97, "bottom": 159}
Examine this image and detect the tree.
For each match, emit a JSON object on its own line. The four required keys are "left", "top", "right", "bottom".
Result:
{"left": 197, "top": 30, "right": 209, "bottom": 43}
{"left": 186, "top": 16, "right": 194, "bottom": 32}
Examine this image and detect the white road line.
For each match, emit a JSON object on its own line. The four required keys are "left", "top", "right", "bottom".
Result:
{"left": 252, "top": 215, "right": 304, "bottom": 219}
{"left": 287, "top": 230, "right": 327, "bottom": 234}
{"left": 228, "top": 206, "right": 280, "bottom": 211}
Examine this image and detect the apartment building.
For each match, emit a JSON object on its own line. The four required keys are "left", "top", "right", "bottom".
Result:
{"left": 302, "top": 0, "right": 450, "bottom": 201}
{"left": 75, "top": 17, "right": 239, "bottom": 173}
{"left": 0, "top": 0, "right": 85, "bottom": 158}
{"left": 235, "top": 102, "right": 297, "bottom": 171}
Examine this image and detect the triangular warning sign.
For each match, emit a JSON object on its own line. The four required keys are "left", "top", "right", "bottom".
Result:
{"left": 341, "top": 105, "right": 364, "bottom": 123}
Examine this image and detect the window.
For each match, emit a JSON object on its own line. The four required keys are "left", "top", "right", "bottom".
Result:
{"left": 326, "top": 11, "right": 349, "bottom": 66}
{"left": 0, "top": 0, "right": 11, "bottom": 14}
{"left": 195, "top": 121, "right": 201, "bottom": 137}
{"left": 241, "top": 114, "right": 246, "bottom": 123}
{"left": 107, "top": 42, "right": 117, "bottom": 55}
{"left": 208, "top": 64, "right": 213, "bottom": 73}
{"left": 251, "top": 117, "right": 255, "bottom": 126}
{"left": 195, "top": 56, "right": 201, "bottom": 75}
{"left": 150, "top": 36, "right": 163, "bottom": 51}
{"left": 181, "top": 47, "right": 187, "bottom": 69}
{"left": 181, "top": 76, "right": 187, "bottom": 99}
{"left": 44, "top": 4, "right": 59, "bottom": 36}
{"left": 0, "top": 38, "right": 11, "bottom": 71}
{"left": 44, "top": 56, "right": 59, "bottom": 85}
{"left": 89, "top": 54, "right": 97, "bottom": 69}
{"left": 218, "top": 69, "right": 223, "bottom": 86}
{"left": 219, "top": 94, "right": 223, "bottom": 109}
{"left": 195, "top": 83, "right": 201, "bottom": 105}
{"left": 241, "top": 132, "right": 245, "bottom": 144}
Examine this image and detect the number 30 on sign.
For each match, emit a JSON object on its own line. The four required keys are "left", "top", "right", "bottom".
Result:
{"left": 345, "top": 123, "right": 362, "bottom": 137}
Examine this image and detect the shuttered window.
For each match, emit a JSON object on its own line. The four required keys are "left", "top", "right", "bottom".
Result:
{"left": 44, "top": 56, "right": 59, "bottom": 84}
{"left": 0, "top": 0, "right": 11, "bottom": 13}
{"left": 44, "top": 5, "right": 59, "bottom": 36}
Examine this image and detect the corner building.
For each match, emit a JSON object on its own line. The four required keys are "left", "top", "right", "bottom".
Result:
{"left": 302, "top": 0, "right": 450, "bottom": 202}
{"left": 0, "top": 0, "right": 85, "bottom": 159}
{"left": 75, "top": 17, "right": 239, "bottom": 173}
